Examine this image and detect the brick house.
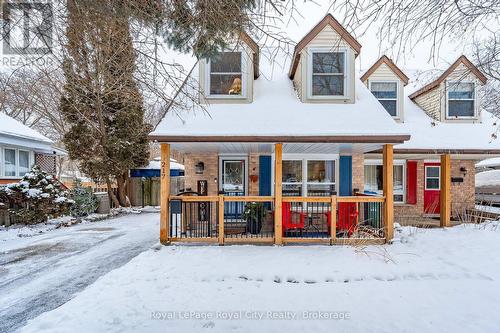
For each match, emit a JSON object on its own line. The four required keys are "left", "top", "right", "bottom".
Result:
{"left": 150, "top": 14, "right": 500, "bottom": 245}
{"left": 0, "top": 112, "right": 63, "bottom": 185}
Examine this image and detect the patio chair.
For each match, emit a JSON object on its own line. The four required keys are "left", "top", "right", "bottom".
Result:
{"left": 282, "top": 202, "right": 306, "bottom": 236}
{"left": 324, "top": 202, "right": 359, "bottom": 237}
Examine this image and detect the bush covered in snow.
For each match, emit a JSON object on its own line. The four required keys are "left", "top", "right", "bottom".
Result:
{"left": 69, "top": 180, "right": 98, "bottom": 217}
{"left": 1, "top": 166, "right": 74, "bottom": 224}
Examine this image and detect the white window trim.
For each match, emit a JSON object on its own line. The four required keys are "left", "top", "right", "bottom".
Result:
{"left": 364, "top": 160, "right": 406, "bottom": 203}
{"left": 424, "top": 165, "right": 441, "bottom": 191}
{"left": 369, "top": 80, "right": 399, "bottom": 119}
{"left": 306, "top": 47, "right": 349, "bottom": 100}
{"left": 0, "top": 146, "right": 33, "bottom": 179}
{"left": 205, "top": 47, "right": 248, "bottom": 99}
{"left": 445, "top": 80, "right": 477, "bottom": 119}
{"left": 276, "top": 154, "right": 340, "bottom": 197}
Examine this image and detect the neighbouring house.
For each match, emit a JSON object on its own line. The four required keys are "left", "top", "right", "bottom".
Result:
{"left": 150, "top": 14, "right": 500, "bottom": 245}
{"left": 0, "top": 112, "right": 64, "bottom": 186}
{"left": 475, "top": 158, "right": 500, "bottom": 206}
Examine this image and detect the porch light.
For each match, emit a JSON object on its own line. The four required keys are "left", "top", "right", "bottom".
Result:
{"left": 195, "top": 162, "right": 205, "bottom": 174}
{"left": 460, "top": 167, "right": 468, "bottom": 177}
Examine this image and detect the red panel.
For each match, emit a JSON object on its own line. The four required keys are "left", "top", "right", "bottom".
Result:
{"left": 406, "top": 161, "right": 418, "bottom": 204}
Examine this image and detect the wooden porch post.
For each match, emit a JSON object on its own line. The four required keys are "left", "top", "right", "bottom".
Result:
{"left": 440, "top": 154, "right": 451, "bottom": 227}
{"left": 274, "top": 143, "right": 283, "bottom": 245}
{"left": 160, "top": 143, "right": 170, "bottom": 244}
{"left": 383, "top": 144, "right": 394, "bottom": 241}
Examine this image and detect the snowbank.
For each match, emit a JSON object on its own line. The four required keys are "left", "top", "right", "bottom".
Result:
{"left": 476, "top": 169, "right": 500, "bottom": 187}
{"left": 20, "top": 223, "right": 500, "bottom": 333}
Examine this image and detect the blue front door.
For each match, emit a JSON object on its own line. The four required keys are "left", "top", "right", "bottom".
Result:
{"left": 339, "top": 156, "right": 352, "bottom": 196}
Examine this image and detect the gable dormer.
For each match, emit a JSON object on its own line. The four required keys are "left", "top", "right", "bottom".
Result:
{"left": 409, "top": 55, "right": 487, "bottom": 122}
{"left": 361, "top": 55, "right": 409, "bottom": 122}
{"left": 198, "top": 32, "right": 259, "bottom": 104}
{"left": 289, "top": 14, "right": 361, "bottom": 104}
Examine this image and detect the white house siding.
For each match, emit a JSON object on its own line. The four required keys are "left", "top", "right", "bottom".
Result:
{"left": 363, "top": 62, "right": 405, "bottom": 122}
{"left": 414, "top": 86, "right": 442, "bottom": 121}
{"left": 297, "top": 25, "right": 356, "bottom": 104}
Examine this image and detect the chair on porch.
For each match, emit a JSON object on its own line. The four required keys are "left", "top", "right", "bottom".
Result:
{"left": 282, "top": 202, "right": 306, "bottom": 236}
{"left": 324, "top": 203, "right": 359, "bottom": 237}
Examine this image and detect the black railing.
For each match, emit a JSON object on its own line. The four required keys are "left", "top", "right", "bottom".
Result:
{"left": 169, "top": 199, "right": 218, "bottom": 239}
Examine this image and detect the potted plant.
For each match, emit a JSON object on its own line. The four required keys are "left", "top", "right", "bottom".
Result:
{"left": 243, "top": 202, "right": 264, "bottom": 234}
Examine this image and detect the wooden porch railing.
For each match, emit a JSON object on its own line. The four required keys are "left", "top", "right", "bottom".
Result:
{"left": 166, "top": 194, "right": 386, "bottom": 245}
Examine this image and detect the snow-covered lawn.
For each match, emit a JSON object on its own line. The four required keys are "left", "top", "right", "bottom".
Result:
{"left": 0, "top": 212, "right": 159, "bottom": 333}
{"left": 19, "top": 222, "right": 500, "bottom": 333}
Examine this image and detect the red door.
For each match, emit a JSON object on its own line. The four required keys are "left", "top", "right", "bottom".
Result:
{"left": 424, "top": 163, "right": 441, "bottom": 214}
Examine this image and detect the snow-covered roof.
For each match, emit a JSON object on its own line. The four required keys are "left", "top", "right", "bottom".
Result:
{"left": 476, "top": 169, "right": 500, "bottom": 187}
{"left": 136, "top": 158, "right": 185, "bottom": 171}
{"left": 476, "top": 158, "right": 500, "bottom": 169}
{"left": 151, "top": 50, "right": 409, "bottom": 142}
{"left": 0, "top": 112, "right": 52, "bottom": 144}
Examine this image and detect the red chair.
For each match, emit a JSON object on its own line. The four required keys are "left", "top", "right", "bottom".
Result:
{"left": 325, "top": 202, "right": 358, "bottom": 236}
{"left": 282, "top": 202, "right": 306, "bottom": 236}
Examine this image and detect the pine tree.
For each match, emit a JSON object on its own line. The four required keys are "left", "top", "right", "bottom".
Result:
{"left": 60, "top": 0, "right": 151, "bottom": 207}
{"left": 3, "top": 166, "right": 73, "bottom": 224}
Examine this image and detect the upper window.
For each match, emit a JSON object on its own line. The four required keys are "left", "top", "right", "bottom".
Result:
{"left": 370, "top": 81, "right": 398, "bottom": 117}
{"left": 447, "top": 82, "right": 475, "bottom": 118}
{"left": 364, "top": 163, "right": 405, "bottom": 203}
{"left": 310, "top": 51, "right": 346, "bottom": 97}
{"left": 208, "top": 51, "right": 244, "bottom": 97}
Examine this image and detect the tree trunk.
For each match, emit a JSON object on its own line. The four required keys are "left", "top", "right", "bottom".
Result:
{"left": 106, "top": 176, "right": 120, "bottom": 208}
{"left": 116, "top": 172, "right": 131, "bottom": 207}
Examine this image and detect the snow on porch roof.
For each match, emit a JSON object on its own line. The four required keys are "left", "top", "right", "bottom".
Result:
{"left": 150, "top": 51, "right": 410, "bottom": 144}
{"left": 0, "top": 112, "right": 53, "bottom": 144}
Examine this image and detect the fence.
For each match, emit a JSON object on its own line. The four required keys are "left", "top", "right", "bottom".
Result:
{"left": 166, "top": 194, "right": 386, "bottom": 245}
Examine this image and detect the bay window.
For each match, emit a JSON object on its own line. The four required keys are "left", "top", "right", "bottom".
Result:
{"left": 282, "top": 158, "right": 336, "bottom": 196}
{"left": 370, "top": 81, "right": 398, "bottom": 117}
{"left": 447, "top": 82, "right": 475, "bottom": 118}
{"left": 364, "top": 162, "right": 405, "bottom": 203}
{"left": 310, "top": 50, "right": 346, "bottom": 97}
{"left": 208, "top": 51, "right": 244, "bottom": 97}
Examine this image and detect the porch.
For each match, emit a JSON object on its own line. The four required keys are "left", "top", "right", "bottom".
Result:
{"left": 156, "top": 141, "right": 454, "bottom": 245}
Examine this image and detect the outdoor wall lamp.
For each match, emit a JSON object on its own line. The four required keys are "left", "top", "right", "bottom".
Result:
{"left": 195, "top": 162, "right": 205, "bottom": 174}
{"left": 460, "top": 167, "right": 468, "bottom": 177}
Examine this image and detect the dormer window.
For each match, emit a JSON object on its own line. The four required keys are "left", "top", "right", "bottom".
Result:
{"left": 308, "top": 48, "right": 347, "bottom": 98}
{"left": 447, "top": 82, "right": 475, "bottom": 118}
{"left": 207, "top": 51, "right": 246, "bottom": 98}
{"left": 370, "top": 81, "right": 398, "bottom": 117}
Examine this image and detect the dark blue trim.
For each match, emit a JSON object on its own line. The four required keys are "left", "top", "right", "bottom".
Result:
{"left": 259, "top": 155, "right": 272, "bottom": 196}
{"left": 339, "top": 156, "right": 352, "bottom": 196}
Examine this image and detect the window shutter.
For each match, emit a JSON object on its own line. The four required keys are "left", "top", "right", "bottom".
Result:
{"left": 406, "top": 161, "right": 417, "bottom": 204}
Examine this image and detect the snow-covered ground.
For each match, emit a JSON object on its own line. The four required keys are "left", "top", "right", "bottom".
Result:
{"left": 0, "top": 213, "right": 159, "bottom": 333}
{"left": 18, "top": 222, "right": 500, "bottom": 333}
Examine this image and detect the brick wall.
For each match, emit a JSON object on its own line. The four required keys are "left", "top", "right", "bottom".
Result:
{"left": 183, "top": 153, "right": 219, "bottom": 195}
{"left": 394, "top": 159, "right": 476, "bottom": 220}
{"left": 351, "top": 152, "right": 364, "bottom": 193}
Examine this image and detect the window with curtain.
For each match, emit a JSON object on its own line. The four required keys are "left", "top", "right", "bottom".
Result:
{"left": 364, "top": 164, "right": 405, "bottom": 203}
{"left": 4, "top": 148, "right": 16, "bottom": 177}
{"left": 306, "top": 160, "right": 336, "bottom": 196}
{"left": 447, "top": 82, "right": 475, "bottom": 117}
{"left": 370, "top": 82, "right": 398, "bottom": 117}
{"left": 282, "top": 160, "right": 302, "bottom": 196}
{"left": 311, "top": 52, "right": 345, "bottom": 96}
{"left": 209, "top": 52, "right": 243, "bottom": 96}
{"left": 19, "top": 151, "right": 30, "bottom": 176}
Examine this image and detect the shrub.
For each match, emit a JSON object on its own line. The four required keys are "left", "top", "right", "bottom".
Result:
{"left": 2, "top": 166, "right": 74, "bottom": 224}
{"left": 69, "top": 180, "right": 99, "bottom": 217}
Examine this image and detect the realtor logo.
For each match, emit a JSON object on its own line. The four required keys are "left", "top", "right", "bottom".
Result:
{"left": 2, "top": 1, "right": 53, "bottom": 55}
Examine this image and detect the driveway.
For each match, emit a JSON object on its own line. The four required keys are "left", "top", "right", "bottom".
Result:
{"left": 0, "top": 213, "right": 159, "bottom": 333}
